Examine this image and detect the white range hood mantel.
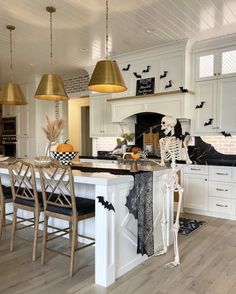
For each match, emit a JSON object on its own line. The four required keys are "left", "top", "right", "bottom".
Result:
{"left": 107, "top": 90, "right": 194, "bottom": 122}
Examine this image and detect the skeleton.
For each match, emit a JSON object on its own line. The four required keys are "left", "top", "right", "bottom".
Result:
{"left": 155, "top": 115, "right": 192, "bottom": 268}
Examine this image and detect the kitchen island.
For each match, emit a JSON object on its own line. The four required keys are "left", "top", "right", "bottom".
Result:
{"left": 0, "top": 161, "right": 173, "bottom": 287}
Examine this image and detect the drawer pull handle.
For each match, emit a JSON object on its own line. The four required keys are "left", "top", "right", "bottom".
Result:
{"left": 216, "top": 173, "right": 228, "bottom": 176}
{"left": 216, "top": 188, "right": 228, "bottom": 192}
{"left": 216, "top": 204, "right": 228, "bottom": 208}
{"left": 190, "top": 168, "right": 201, "bottom": 171}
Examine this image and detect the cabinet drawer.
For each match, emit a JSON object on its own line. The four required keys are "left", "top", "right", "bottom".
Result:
{"left": 209, "top": 167, "right": 233, "bottom": 182}
{"left": 209, "top": 182, "right": 235, "bottom": 199}
{"left": 209, "top": 197, "right": 235, "bottom": 215}
{"left": 183, "top": 165, "right": 208, "bottom": 175}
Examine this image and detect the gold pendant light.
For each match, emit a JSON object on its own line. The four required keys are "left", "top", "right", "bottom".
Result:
{"left": 34, "top": 6, "right": 68, "bottom": 101}
{"left": 0, "top": 25, "right": 27, "bottom": 105}
{"left": 88, "top": 0, "right": 127, "bottom": 93}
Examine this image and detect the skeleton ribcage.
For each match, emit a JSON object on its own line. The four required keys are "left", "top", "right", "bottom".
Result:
{"left": 163, "top": 137, "right": 182, "bottom": 162}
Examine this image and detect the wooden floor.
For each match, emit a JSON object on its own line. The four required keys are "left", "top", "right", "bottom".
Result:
{"left": 1, "top": 213, "right": 236, "bottom": 294}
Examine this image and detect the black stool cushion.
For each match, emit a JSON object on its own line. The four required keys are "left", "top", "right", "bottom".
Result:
{"left": 2, "top": 185, "right": 13, "bottom": 199}
{"left": 47, "top": 196, "right": 95, "bottom": 217}
{"left": 14, "top": 191, "right": 44, "bottom": 208}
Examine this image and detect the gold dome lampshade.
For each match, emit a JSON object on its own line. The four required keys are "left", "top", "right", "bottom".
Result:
{"left": 34, "top": 73, "right": 68, "bottom": 101}
{"left": 87, "top": 60, "right": 127, "bottom": 93}
{"left": 88, "top": 0, "right": 127, "bottom": 94}
{"left": 34, "top": 6, "right": 68, "bottom": 101}
{"left": 0, "top": 25, "right": 27, "bottom": 105}
{"left": 0, "top": 82, "right": 27, "bottom": 105}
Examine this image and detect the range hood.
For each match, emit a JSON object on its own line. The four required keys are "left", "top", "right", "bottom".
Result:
{"left": 107, "top": 90, "right": 194, "bottom": 123}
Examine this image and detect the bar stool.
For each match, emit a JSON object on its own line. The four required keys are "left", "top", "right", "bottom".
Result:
{"left": 39, "top": 164, "right": 95, "bottom": 277}
{"left": 0, "top": 177, "right": 13, "bottom": 239}
{"left": 8, "top": 160, "right": 44, "bottom": 261}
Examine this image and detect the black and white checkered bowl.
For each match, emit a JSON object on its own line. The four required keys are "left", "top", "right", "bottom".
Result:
{"left": 51, "top": 151, "right": 79, "bottom": 165}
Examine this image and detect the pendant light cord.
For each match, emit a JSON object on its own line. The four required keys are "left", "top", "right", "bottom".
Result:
{"left": 50, "top": 10, "right": 53, "bottom": 68}
{"left": 105, "top": 0, "right": 109, "bottom": 60}
{"left": 6, "top": 25, "right": 15, "bottom": 83}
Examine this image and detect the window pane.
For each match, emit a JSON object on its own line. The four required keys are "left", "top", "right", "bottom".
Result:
{"left": 199, "top": 55, "right": 214, "bottom": 78}
{"left": 222, "top": 50, "right": 236, "bottom": 74}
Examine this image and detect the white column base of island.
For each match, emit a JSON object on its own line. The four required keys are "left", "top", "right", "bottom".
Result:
{"left": 0, "top": 165, "right": 173, "bottom": 288}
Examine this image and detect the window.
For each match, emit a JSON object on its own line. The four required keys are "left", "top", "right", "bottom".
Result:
{"left": 222, "top": 50, "right": 236, "bottom": 75}
{"left": 199, "top": 54, "right": 214, "bottom": 78}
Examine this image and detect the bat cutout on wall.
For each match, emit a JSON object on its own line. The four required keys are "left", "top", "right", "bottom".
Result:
{"left": 221, "top": 131, "right": 232, "bottom": 137}
{"left": 165, "top": 80, "right": 172, "bottom": 89}
{"left": 97, "top": 196, "right": 115, "bottom": 212}
{"left": 160, "top": 71, "right": 168, "bottom": 79}
{"left": 142, "top": 65, "right": 151, "bottom": 73}
{"left": 179, "top": 86, "right": 188, "bottom": 93}
{"left": 133, "top": 72, "right": 142, "bottom": 78}
{"left": 122, "top": 64, "right": 130, "bottom": 71}
{"left": 204, "top": 118, "right": 213, "bottom": 126}
{"left": 195, "top": 101, "right": 205, "bottom": 109}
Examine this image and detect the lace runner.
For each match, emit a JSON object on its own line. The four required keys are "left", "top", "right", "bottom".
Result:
{"left": 125, "top": 171, "right": 154, "bottom": 257}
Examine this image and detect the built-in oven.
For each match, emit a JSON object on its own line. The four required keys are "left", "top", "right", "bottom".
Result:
{"left": 2, "top": 117, "right": 17, "bottom": 157}
{"left": 2, "top": 117, "right": 16, "bottom": 135}
{"left": 2, "top": 135, "right": 17, "bottom": 157}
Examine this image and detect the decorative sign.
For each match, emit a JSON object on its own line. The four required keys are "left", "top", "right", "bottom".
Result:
{"left": 136, "top": 77, "right": 155, "bottom": 96}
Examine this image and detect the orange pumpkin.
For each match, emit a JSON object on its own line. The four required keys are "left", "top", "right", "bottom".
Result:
{"left": 131, "top": 146, "right": 141, "bottom": 154}
{"left": 56, "top": 140, "right": 74, "bottom": 152}
{"left": 131, "top": 153, "right": 141, "bottom": 159}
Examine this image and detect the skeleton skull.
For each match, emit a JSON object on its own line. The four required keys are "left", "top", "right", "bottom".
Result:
{"left": 161, "top": 116, "right": 177, "bottom": 136}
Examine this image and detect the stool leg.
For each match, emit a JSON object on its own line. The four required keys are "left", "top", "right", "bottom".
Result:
{"left": 41, "top": 214, "right": 48, "bottom": 266}
{"left": 0, "top": 203, "right": 4, "bottom": 239}
{"left": 10, "top": 206, "right": 17, "bottom": 252}
{"left": 69, "top": 218, "right": 77, "bottom": 277}
{"left": 32, "top": 211, "right": 39, "bottom": 261}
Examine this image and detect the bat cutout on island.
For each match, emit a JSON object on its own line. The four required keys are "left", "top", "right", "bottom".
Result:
{"left": 204, "top": 118, "right": 213, "bottom": 126}
{"left": 133, "top": 72, "right": 142, "bottom": 79}
{"left": 221, "top": 131, "right": 231, "bottom": 137}
{"left": 165, "top": 80, "right": 172, "bottom": 89}
{"left": 142, "top": 65, "right": 150, "bottom": 73}
{"left": 160, "top": 71, "right": 168, "bottom": 79}
{"left": 97, "top": 196, "right": 115, "bottom": 212}
{"left": 195, "top": 101, "right": 205, "bottom": 109}
{"left": 179, "top": 86, "right": 188, "bottom": 93}
{"left": 122, "top": 64, "right": 130, "bottom": 71}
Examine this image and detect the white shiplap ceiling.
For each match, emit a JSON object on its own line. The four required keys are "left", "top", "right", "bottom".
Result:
{"left": 0, "top": 0, "right": 236, "bottom": 83}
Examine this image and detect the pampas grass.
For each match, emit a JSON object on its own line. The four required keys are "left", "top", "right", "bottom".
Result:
{"left": 42, "top": 116, "right": 65, "bottom": 155}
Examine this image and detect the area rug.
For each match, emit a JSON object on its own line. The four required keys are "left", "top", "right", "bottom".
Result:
{"left": 178, "top": 218, "right": 206, "bottom": 235}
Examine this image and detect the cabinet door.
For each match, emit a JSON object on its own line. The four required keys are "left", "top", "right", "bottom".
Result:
{"left": 219, "top": 46, "right": 236, "bottom": 78}
{"left": 90, "top": 96, "right": 106, "bottom": 137}
{"left": 217, "top": 76, "right": 236, "bottom": 132}
{"left": 159, "top": 53, "right": 185, "bottom": 92}
{"left": 17, "top": 138, "right": 29, "bottom": 159}
{"left": 183, "top": 173, "right": 208, "bottom": 211}
{"left": 194, "top": 80, "right": 217, "bottom": 134}
{"left": 2, "top": 105, "right": 17, "bottom": 117}
{"left": 196, "top": 50, "right": 218, "bottom": 81}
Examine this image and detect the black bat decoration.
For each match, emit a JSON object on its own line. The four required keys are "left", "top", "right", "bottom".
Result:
{"left": 204, "top": 118, "right": 213, "bottom": 126}
{"left": 221, "top": 131, "right": 231, "bottom": 137}
{"left": 160, "top": 71, "right": 168, "bottom": 79}
{"left": 179, "top": 86, "right": 188, "bottom": 93}
{"left": 165, "top": 80, "right": 172, "bottom": 89}
{"left": 122, "top": 64, "right": 130, "bottom": 71}
{"left": 195, "top": 101, "right": 205, "bottom": 109}
{"left": 142, "top": 65, "right": 150, "bottom": 73}
{"left": 97, "top": 196, "right": 115, "bottom": 212}
{"left": 133, "top": 72, "right": 142, "bottom": 79}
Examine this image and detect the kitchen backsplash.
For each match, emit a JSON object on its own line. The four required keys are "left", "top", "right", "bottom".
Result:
{"left": 63, "top": 73, "right": 89, "bottom": 94}
{"left": 94, "top": 136, "right": 236, "bottom": 156}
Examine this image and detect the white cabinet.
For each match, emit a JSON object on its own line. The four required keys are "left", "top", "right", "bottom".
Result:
{"left": 194, "top": 77, "right": 236, "bottom": 134}
{"left": 183, "top": 169, "right": 208, "bottom": 211}
{"left": 2, "top": 105, "right": 17, "bottom": 118}
{"left": 196, "top": 46, "right": 236, "bottom": 81}
{"left": 90, "top": 95, "right": 123, "bottom": 137}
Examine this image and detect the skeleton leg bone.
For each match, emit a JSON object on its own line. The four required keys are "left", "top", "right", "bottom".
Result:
{"left": 165, "top": 181, "right": 183, "bottom": 268}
